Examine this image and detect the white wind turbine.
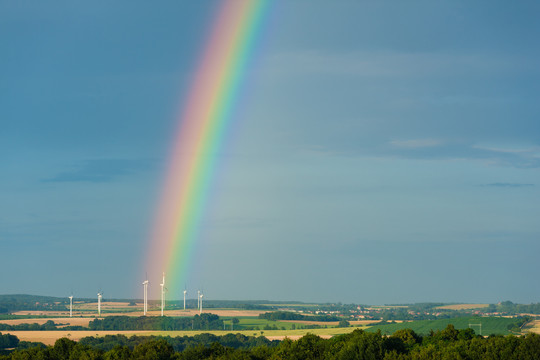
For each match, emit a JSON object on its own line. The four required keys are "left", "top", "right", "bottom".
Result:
{"left": 199, "top": 292, "right": 204, "bottom": 315}
{"left": 68, "top": 295, "right": 73, "bottom": 318}
{"left": 183, "top": 289, "right": 187, "bottom": 311}
{"left": 142, "top": 276, "right": 149, "bottom": 316}
{"left": 160, "top": 272, "right": 166, "bottom": 316}
{"left": 97, "top": 292, "right": 103, "bottom": 317}
{"left": 197, "top": 290, "right": 200, "bottom": 310}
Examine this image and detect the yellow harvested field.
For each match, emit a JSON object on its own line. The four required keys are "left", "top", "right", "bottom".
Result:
{"left": 3, "top": 327, "right": 368, "bottom": 346}
{"left": 436, "top": 304, "right": 489, "bottom": 310}
{"left": 3, "top": 331, "right": 150, "bottom": 346}
{"left": 527, "top": 320, "right": 540, "bottom": 334}
{"left": 147, "top": 327, "right": 366, "bottom": 339}
{"left": 12, "top": 311, "right": 69, "bottom": 316}
{"left": 352, "top": 320, "right": 390, "bottom": 325}
{"left": 0, "top": 317, "right": 92, "bottom": 327}
{"left": 75, "top": 302, "right": 138, "bottom": 310}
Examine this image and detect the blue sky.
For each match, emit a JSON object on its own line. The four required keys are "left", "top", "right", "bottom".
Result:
{"left": 1, "top": 1, "right": 539, "bottom": 304}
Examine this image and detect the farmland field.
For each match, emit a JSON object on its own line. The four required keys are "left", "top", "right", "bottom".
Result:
{"left": 0, "top": 317, "right": 92, "bottom": 327}
{"left": 3, "top": 326, "right": 366, "bottom": 345}
{"left": 366, "top": 316, "right": 521, "bottom": 335}
{"left": 260, "top": 304, "right": 319, "bottom": 308}
{"left": 2, "top": 330, "right": 152, "bottom": 345}
{"left": 436, "top": 304, "right": 489, "bottom": 310}
{"left": 526, "top": 320, "right": 540, "bottom": 334}
{"left": 221, "top": 317, "right": 296, "bottom": 330}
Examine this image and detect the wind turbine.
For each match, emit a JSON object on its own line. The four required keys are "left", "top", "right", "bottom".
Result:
{"left": 183, "top": 289, "right": 187, "bottom": 311}
{"left": 199, "top": 292, "right": 204, "bottom": 315}
{"left": 160, "top": 272, "right": 166, "bottom": 316}
{"left": 97, "top": 292, "right": 103, "bottom": 317}
{"left": 142, "top": 276, "right": 149, "bottom": 316}
{"left": 197, "top": 290, "right": 200, "bottom": 310}
{"left": 68, "top": 295, "right": 73, "bottom": 318}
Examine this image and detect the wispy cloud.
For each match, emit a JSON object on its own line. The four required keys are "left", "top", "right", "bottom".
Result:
{"left": 472, "top": 145, "right": 540, "bottom": 168}
{"left": 481, "top": 183, "right": 535, "bottom": 188}
{"left": 311, "top": 138, "right": 540, "bottom": 169}
{"left": 390, "top": 139, "right": 443, "bottom": 149}
{"left": 473, "top": 144, "right": 540, "bottom": 155}
{"left": 42, "top": 159, "right": 153, "bottom": 183}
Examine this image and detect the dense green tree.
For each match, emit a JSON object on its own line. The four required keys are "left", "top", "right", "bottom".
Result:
{"left": 132, "top": 339, "right": 175, "bottom": 360}
{"left": 9, "top": 347, "right": 51, "bottom": 360}
{"left": 391, "top": 329, "right": 421, "bottom": 349}
{"left": 68, "top": 343, "right": 103, "bottom": 360}
{"left": 103, "top": 345, "right": 132, "bottom": 360}
{"left": 438, "top": 324, "right": 459, "bottom": 341}
{"left": 338, "top": 319, "right": 351, "bottom": 328}
{"left": 333, "top": 329, "right": 385, "bottom": 360}
{"left": 51, "top": 338, "right": 76, "bottom": 360}
{"left": 517, "top": 333, "right": 540, "bottom": 360}
{"left": 1, "top": 323, "right": 540, "bottom": 360}
{"left": 0, "top": 333, "right": 19, "bottom": 349}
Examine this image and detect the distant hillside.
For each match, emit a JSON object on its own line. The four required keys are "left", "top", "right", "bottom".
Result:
{"left": 0, "top": 295, "right": 303, "bottom": 313}
{"left": 0, "top": 294, "right": 68, "bottom": 313}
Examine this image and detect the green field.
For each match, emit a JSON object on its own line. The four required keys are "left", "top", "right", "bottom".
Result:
{"left": 366, "top": 316, "right": 521, "bottom": 336}
{"left": 221, "top": 317, "right": 329, "bottom": 331}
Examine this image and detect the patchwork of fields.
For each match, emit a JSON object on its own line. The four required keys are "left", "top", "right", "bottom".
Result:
{"left": 1, "top": 308, "right": 537, "bottom": 346}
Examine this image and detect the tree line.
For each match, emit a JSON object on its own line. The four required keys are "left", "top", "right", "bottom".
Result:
{"left": 0, "top": 314, "right": 225, "bottom": 332}
{"left": 88, "top": 314, "right": 223, "bottom": 331}
{"left": 488, "top": 301, "right": 540, "bottom": 315}
{"left": 0, "top": 295, "right": 67, "bottom": 313}
{"left": 2, "top": 324, "right": 540, "bottom": 359}
{"left": 259, "top": 311, "right": 341, "bottom": 322}
{"left": 0, "top": 320, "right": 81, "bottom": 332}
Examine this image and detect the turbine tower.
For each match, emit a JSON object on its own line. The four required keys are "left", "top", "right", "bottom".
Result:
{"left": 160, "top": 272, "right": 165, "bottom": 316}
{"left": 197, "top": 290, "right": 200, "bottom": 310}
{"left": 142, "top": 277, "right": 149, "bottom": 316}
{"left": 199, "top": 292, "right": 204, "bottom": 315}
{"left": 68, "top": 295, "right": 73, "bottom": 318}
{"left": 97, "top": 292, "right": 103, "bottom": 317}
{"left": 183, "top": 289, "right": 187, "bottom": 311}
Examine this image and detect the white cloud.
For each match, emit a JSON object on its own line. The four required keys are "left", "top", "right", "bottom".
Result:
{"left": 390, "top": 139, "right": 443, "bottom": 148}
{"left": 472, "top": 144, "right": 540, "bottom": 156}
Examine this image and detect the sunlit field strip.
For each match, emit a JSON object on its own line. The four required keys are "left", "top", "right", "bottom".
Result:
{"left": 435, "top": 304, "right": 489, "bottom": 310}
{"left": 5, "top": 327, "right": 369, "bottom": 346}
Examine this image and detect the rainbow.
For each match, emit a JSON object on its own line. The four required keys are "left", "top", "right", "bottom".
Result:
{"left": 146, "top": 0, "right": 269, "bottom": 296}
